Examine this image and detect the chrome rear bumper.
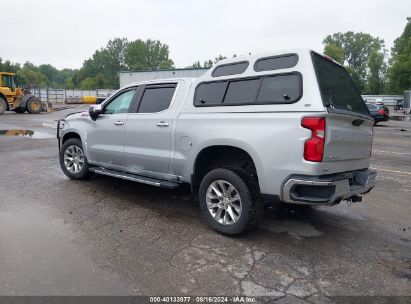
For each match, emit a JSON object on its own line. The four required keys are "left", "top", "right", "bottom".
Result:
{"left": 282, "top": 169, "right": 377, "bottom": 205}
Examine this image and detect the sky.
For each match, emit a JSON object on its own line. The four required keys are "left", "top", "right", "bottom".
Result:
{"left": 1, "top": 0, "right": 410, "bottom": 70}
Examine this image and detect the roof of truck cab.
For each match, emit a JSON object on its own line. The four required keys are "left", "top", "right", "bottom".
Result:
{"left": 120, "top": 77, "right": 197, "bottom": 89}
{"left": 124, "top": 77, "right": 195, "bottom": 88}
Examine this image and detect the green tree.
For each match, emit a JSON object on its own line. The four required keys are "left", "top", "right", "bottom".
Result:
{"left": 0, "top": 58, "right": 76, "bottom": 88}
{"left": 203, "top": 60, "right": 214, "bottom": 68}
{"left": 0, "top": 58, "right": 21, "bottom": 73}
{"left": 365, "top": 49, "right": 387, "bottom": 94}
{"left": 143, "top": 39, "right": 174, "bottom": 69}
{"left": 324, "top": 44, "right": 344, "bottom": 64}
{"left": 389, "top": 17, "right": 411, "bottom": 93}
{"left": 17, "top": 67, "right": 47, "bottom": 87}
{"left": 77, "top": 38, "right": 129, "bottom": 88}
{"left": 125, "top": 39, "right": 174, "bottom": 70}
{"left": 106, "top": 38, "right": 128, "bottom": 69}
{"left": 65, "top": 76, "right": 75, "bottom": 89}
{"left": 125, "top": 39, "right": 147, "bottom": 70}
{"left": 77, "top": 38, "right": 174, "bottom": 88}
{"left": 323, "top": 32, "right": 385, "bottom": 91}
{"left": 188, "top": 55, "right": 228, "bottom": 69}
{"left": 213, "top": 55, "right": 227, "bottom": 63}
{"left": 187, "top": 61, "right": 202, "bottom": 68}
{"left": 79, "top": 77, "right": 96, "bottom": 90}
{"left": 38, "top": 64, "right": 59, "bottom": 86}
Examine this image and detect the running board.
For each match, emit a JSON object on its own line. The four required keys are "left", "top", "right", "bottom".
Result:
{"left": 89, "top": 167, "right": 180, "bottom": 189}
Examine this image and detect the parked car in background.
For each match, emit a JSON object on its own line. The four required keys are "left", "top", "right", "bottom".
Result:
{"left": 374, "top": 98, "right": 384, "bottom": 105}
{"left": 366, "top": 103, "right": 390, "bottom": 124}
{"left": 96, "top": 92, "right": 111, "bottom": 104}
{"left": 394, "top": 99, "right": 404, "bottom": 111}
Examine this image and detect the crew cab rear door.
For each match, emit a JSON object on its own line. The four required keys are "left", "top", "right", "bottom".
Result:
{"left": 123, "top": 82, "right": 181, "bottom": 179}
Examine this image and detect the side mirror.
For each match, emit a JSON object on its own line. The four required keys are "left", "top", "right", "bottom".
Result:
{"left": 89, "top": 104, "right": 102, "bottom": 121}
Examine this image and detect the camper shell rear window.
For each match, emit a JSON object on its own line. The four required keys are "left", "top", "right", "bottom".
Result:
{"left": 311, "top": 52, "right": 369, "bottom": 116}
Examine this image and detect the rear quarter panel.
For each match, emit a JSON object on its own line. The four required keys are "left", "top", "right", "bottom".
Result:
{"left": 173, "top": 112, "right": 324, "bottom": 195}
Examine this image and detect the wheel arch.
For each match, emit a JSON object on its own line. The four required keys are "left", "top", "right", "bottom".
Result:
{"left": 192, "top": 143, "right": 262, "bottom": 193}
{"left": 62, "top": 132, "right": 81, "bottom": 145}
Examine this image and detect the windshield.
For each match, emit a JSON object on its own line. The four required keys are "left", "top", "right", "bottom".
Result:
{"left": 311, "top": 52, "right": 369, "bottom": 116}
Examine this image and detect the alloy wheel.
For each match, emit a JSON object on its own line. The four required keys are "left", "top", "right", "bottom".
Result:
{"left": 206, "top": 180, "right": 242, "bottom": 225}
{"left": 63, "top": 145, "right": 85, "bottom": 174}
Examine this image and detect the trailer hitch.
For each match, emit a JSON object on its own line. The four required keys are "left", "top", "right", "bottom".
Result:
{"left": 345, "top": 195, "right": 362, "bottom": 205}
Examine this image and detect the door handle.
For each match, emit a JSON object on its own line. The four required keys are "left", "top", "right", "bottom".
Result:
{"left": 156, "top": 121, "right": 169, "bottom": 127}
{"left": 113, "top": 121, "right": 124, "bottom": 126}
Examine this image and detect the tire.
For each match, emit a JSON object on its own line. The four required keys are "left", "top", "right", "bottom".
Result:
{"left": 199, "top": 168, "right": 263, "bottom": 235}
{"left": 59, "top": 138, "right": 90, "bottom": 180}
{"left": 14, "top": 107, "right": 26, "bottom": 113}
{"left": 27, "top": 97, "right": 42, "bottom": 114}
{"left": 0, "top": 97, "right": 7, "bottom": 114}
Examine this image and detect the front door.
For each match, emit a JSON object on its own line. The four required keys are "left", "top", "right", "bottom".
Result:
{"left": 124, "top": 83, "right": 177, "bottom": 178}
{"left": 86, "top": 88, "right": 137, "bottom": 168}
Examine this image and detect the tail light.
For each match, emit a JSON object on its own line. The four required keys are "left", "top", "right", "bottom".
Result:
{"left": 301, "top": 117, "right": 326, "bottom": 162}
{"left": 378, "top": 108, "right": 385, "bottom": 115}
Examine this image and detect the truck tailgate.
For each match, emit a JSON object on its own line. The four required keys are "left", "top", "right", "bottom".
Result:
{"left": 324, "top": 114, "right": 373, "bottom": 162}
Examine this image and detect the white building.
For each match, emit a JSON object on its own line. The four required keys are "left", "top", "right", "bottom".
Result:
{"left": 119, "top": 68, "right": 209, "bottom": 87}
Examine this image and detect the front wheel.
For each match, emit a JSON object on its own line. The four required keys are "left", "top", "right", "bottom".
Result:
{"left": 59, "top": 138, "right": 90, "bottom": 179}
{"left": 0, "top": 97, "right": 7, "bottom": 114}
{"left": 199, "top": 168, "right": 263, "bottom": 235}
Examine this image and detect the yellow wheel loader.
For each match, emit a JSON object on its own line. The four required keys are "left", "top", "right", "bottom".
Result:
{"left": 0, "top": 72, "right": 43, "bottom": 115}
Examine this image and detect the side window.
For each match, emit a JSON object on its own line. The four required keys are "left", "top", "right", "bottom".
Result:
{"left": 194, "top": 73, "right": 302, "bottom": 107}
{"left": 257, "top": 74, "right": 301, "bottom": 103}
{"left": 104, "top": 89, "right": 135, "bottom": 114}
{"left": 2, "top": 75, "right": 11, "bottom": 87}
{"left": 223, "top": 78, "right": 261, "bottom": 105}
{"left": 138, "top": 86, "right": 176, "bottom": 113}
{"left": 194, "top": 81, "right": 228, "bottom": 106}
{"left": 212, "top": 61, "right": 249, "bottom": 77}
{"left": 254, "top": 54, "right": 299, "bottom": 72}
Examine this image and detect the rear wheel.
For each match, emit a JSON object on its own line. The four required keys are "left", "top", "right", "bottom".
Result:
{"left": 199, "top": 168, "right": 263, "bottom": 235}
{"left": 27, "top": 97, "right": 42, "bottom": 114}
{"left": 59, "top": 138, "right": 90, "bottom": 180}
{"left": 0, "top": 97, "right": 7, "bottom": 114}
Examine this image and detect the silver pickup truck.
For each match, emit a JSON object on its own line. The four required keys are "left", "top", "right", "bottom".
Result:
{"left": 57, "top": 48, "right": 377, "bottom": 235}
